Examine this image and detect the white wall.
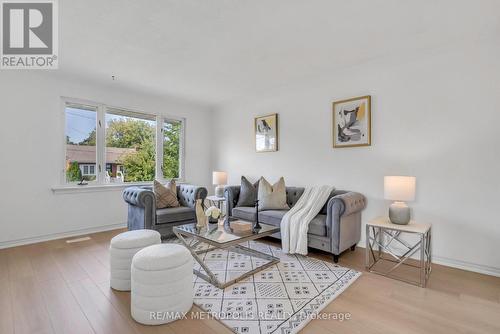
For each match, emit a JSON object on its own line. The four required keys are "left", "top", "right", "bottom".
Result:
{"left": 212, "top": 39, "right": 500, "bottom": 276}
{"left": 0, "top": 71, "right": 212, "bottom": 247}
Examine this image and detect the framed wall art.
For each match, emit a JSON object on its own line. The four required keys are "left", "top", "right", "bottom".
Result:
{"left": 255, "top": 113, "right": 278, "bottom": 152}
{"left": 333, "top": 95, "right": 371, "bottom": 148}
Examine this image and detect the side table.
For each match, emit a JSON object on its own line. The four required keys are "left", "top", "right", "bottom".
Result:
{"left": 365, "top": 217, "right": 432, "bottom": 287}
{"left": 206, "top": 195, "right": 226, "bottom": 216}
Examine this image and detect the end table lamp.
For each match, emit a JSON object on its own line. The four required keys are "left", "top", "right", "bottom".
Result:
{"left": 384, "top": 176, "right": 416, "bottom": 225}
{"left": 212, "top": 171, "right": 227, "bottom": 197}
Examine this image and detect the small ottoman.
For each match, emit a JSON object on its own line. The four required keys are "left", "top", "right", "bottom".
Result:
{"left": 131, "top": 244, "right": 193, "bottom": 325}
{"left": 109, "top": 230, "right": 161, "bottom": 291}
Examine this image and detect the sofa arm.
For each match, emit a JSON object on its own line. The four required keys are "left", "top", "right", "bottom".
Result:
{"left": 177, "top": 184, "right": 208, "bottom": 208}
{"left": 224, "top": 186, "right": 241, "bottom": 216}
{"left": 326, "top": 192, "right": 366, "bottom": 254}
{"left": 123, "top": 187, "right": 155, "bottom": 209}
{"left": 329, "top": 192, "right": 366, "bottom": 217}
{"left": 123, "top": 187, "right": 156, "bottom": 230}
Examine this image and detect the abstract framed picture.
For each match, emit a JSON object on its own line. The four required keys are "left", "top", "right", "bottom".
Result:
{"left": 255, "top": 113, "right": 278, "bottom": 152}
{"left": 333, "top": 95, "right": 371, "bottom": 148}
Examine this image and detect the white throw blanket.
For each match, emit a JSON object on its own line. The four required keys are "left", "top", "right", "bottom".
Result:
{"left": 280, "top": 185, "right": 335, "bottom": 255}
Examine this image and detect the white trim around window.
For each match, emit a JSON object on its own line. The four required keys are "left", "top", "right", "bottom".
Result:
{"left": 58, "top": 97, "right": 186, "bottom": 191}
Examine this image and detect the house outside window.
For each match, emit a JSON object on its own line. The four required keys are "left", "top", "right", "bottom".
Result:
{"left": 78, "top": 164, "right": 96, "bottom": 176}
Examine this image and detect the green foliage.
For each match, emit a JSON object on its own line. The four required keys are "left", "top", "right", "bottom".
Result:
{"left": 163, "top": 121, "right": 180, "bottom": 179}
{"left": 66, "top": 161, "right": 82, "bottom": 182}
{"left": 106, "top": 119, "right": 154, "bottom": 148}
{"left": 77, "top": 118, "right": 181, "bottom": 182}
{"left": 121, "top": 139, "right": 156, "bottom": 182}
{"left": 79, "top": 129, "right": 96, "bottom": 146}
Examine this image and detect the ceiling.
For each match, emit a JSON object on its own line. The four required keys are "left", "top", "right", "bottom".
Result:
{"left": 59, "top": 0, "right": 500, "bottom": 106}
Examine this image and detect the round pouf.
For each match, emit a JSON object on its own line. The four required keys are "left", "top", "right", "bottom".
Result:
{"left": 109, "top": 230, "right": 161, "bottom": 291}
{"left": 131, "top": 244, "right": 193, "bottom": 325}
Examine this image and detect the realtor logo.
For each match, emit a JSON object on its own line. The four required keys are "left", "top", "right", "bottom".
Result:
{"left": 1, "top": 0, "right": 58, "bottom": 69}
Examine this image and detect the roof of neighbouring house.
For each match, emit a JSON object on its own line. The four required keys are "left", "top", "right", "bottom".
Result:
{"left": 66, "top": 144, "right": 136, "bottom": 164}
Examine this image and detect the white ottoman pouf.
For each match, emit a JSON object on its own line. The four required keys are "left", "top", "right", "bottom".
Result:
{"left": 131, "top": 244, "right": 193, "bottom": 325}
{"left": 109, "top": 230, "right": 161, "bottom": 291}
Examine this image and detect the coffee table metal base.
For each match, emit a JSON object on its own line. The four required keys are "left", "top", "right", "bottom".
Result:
{"left": 174, "top": 230, "right": 279, "bottom": 289}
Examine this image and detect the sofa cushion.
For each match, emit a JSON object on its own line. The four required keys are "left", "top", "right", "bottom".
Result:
{"left": 259, "top": 210, "right": 327, "bottom": 237}
{"left": 236, "top": 176, "right": 259, "bottom": 207}
{"left": 258, "top": 177, "right": 290, "bottom": 211}
{"left": 258, "top": 210, "right": 287, "bottom": 226}
{"left": 307, "top": 215, "right": 328, "bottom": 237}
{"left": 231, "top": 206, "right": 257, "bottom": 222}
{"left": 156, "top": 206, "right": 195, "bottom": 224}
{"left": 154, "top": 180, "right": 180, "bottom": 209}
{"left": 167, "top": 179, "right": 178, "bottom": 197}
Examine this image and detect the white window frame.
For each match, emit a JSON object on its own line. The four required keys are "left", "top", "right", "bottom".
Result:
{"left": 60, "top": 97, "right": 186, "bottom": 186}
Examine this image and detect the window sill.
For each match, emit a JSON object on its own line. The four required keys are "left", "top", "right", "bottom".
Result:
{"left": 51, "top": 179, "right": 186, "bottom": 194}
{"left": 51, "top": 182, "right": 152, "bottom": 194}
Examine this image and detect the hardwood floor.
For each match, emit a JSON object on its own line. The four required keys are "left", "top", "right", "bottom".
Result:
{"left": 0, "top": 229, "right": 499, "bottom": 334}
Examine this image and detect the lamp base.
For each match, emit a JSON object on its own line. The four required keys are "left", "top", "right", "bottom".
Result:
{"left": 389, "top": 201, "right": 411, "bottom": 225}
{"left": 215, "top": 185, "right": 224, "bottom": 197}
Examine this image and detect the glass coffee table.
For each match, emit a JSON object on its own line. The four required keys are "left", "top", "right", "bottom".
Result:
{"left": 173, "top": 220, "right": 280, "bottom": 288}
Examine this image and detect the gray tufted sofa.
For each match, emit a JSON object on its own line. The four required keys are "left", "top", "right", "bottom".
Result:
{"left": 225, "top": 187, "right": 366, "bottom": 262}
{"left": 123, "top": 184, "right": 208, "bottom": 238}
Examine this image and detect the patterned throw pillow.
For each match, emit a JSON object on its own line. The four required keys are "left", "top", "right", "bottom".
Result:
{"left": 154, "top": 180, "right": 179, "bottom": 209}
{"left": 257, "top": 177, "right": 290, "bottom": 211}
{"left": 165, "top": 179, "right": 177, "bottom": 197}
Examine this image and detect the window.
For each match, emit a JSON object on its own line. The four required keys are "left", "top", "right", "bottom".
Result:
{"left": 65, "top": 104, "right": 98, "bottom": 182}
{"left": 63, "top": 99, "right": 184, "bottom": 185}
{"left": 105, "top": 108, "right": 156, "bottom": 182}
{"left": 162, "top": 119, "right": 182, "bottom": 179}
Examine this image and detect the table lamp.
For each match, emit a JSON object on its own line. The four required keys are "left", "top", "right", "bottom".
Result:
{"left": 212, "top": 171, "right": 227, "bottom": 197}
{"left": 384, "top": 176, "right": 416, "bottom": 225}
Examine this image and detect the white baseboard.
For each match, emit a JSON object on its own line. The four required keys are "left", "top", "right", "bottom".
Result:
{"left": 0, "top": 222, "right": 127, "bottom": 249}
{"left": 357, "top": 239, "right": 500, "bottom": 278}
{"left": 432, "top": 255, "right": 500, "bottom": 278}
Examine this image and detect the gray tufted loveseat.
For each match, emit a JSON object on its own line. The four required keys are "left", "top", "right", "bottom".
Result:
{"left": 123, "top": 184, "right": 208, "bottom": 238}
{"left": 225, "top": 187, "right": 365, "bottom": 262}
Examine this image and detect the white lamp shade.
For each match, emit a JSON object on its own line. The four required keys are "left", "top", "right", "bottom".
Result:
{"left": 384, "top": 176, "right": 416, "bottom": 202}
{"left": 212, "top": 171, "right": 228, "bottom": 185}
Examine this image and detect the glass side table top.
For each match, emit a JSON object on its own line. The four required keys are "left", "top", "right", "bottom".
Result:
{"left": 174, "top": 220, "right": 279, "bottom": 245}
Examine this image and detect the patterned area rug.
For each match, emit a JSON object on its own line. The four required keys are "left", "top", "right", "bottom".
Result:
{"left": 165, "top": 238, "right": 360, "bottom": 334}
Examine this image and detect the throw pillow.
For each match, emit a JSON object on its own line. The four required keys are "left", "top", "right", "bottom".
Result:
{"left": 236, "top": 176, "right": 259, "bottom": 207}
{"left": 257, "top": 177, "right": 290, "bottom": 211}
{"left": 165, "top": 179, "right": 177, "bottom": 197}
{"left": 154, "top": 180, "right": 180, "bottom": 209}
